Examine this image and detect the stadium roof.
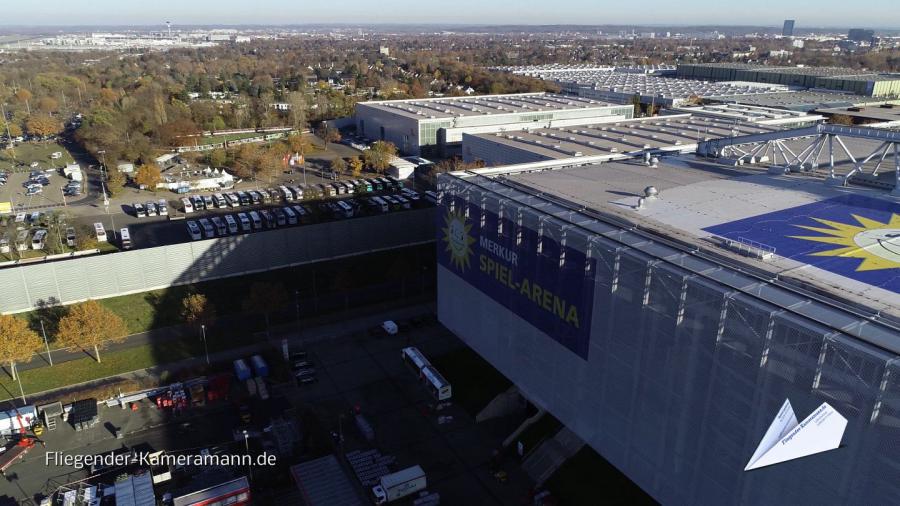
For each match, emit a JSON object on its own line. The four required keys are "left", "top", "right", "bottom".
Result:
{"left": 457, "top": 156, "right": 900, "bottom": 324}
{"left": 355, "top": 93, "right": 619, "bottom": 121}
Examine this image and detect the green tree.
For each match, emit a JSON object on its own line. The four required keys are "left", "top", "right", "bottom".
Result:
{"left": 364, "top": 141, "right": 398, "bottom": 174}
{"left": 0, "top": 315, "right": 43, "bottom": 380}
{"left": 207, "top": 148, "right": 227, "bottom": 167}
{"left": 57, "top": 300, "right": 129, "bottom": 363}
{"left": 243, "top": 282, "right": 289, "bottom": 335}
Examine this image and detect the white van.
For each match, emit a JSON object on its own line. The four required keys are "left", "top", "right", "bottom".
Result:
{"left": 181, "top": 197, "right": 194, "bottom": 214}
{"left": 120, "top": 228, "right": 132, "bottom": 250}
{"left": 237, "top": 213, "right": 252, "bottom": 232}
{"left": 249, "top": 211, "right": 262, "bottom": 230}
{"left": 158, "top": 199, "right": 169, "bottom": 216}
{"left": 199, "top": 218, "right": 215, "bottom": 238}
{"left": 65, "top": 227, "right": 76, "bottom": 247}
{"left": 31, "top": 229, "right": 47, "bottom": 250}
{"left": 224, "top": 214, "right": 238, "bottom": 234}
{"left": 186, "top": 221, "right": 202, "bottom": 240}
{"left": 280, "top": 186, "right": 294, "bottom": 202}
{"left": 94, "top": 222, "right": 107, "bottom": 242}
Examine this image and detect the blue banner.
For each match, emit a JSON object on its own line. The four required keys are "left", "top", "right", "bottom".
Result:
{"left": 438, "top": 196, "right": 596, "bottom": 360}
{"left": 704, "top": 194, "right": 900, "bottom": 294}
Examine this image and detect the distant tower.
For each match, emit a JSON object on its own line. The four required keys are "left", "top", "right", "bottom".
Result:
{"left": 782, "top": 20, "right": 795, "bottom": 37}
{"left": 166, "top": 21, "right": 172, "bottom": 38}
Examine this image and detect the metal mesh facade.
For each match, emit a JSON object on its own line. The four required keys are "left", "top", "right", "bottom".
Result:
{"left": 437, "top": 174, "right": 900, "bottom": 505}
{"left": 0, "top": 210, "right": 434, "bottom": 314}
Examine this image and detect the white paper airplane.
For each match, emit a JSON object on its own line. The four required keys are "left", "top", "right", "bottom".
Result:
{"left": 744, "top": 399, "right": 847, "bottom": 471}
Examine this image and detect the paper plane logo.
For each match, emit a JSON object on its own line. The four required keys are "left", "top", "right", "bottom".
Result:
{"left": 744, "top": 399, "right": 847, "bottom": 471}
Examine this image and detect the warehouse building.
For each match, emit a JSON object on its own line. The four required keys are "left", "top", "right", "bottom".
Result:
{"left": 666, "top": 103, "right": 824, "bottom": 126}
{"left": 814, "top": 103, "right": 900, "bottom": 126}
{"left": 354, "top": 93, "right": 633, "bottom": 157}
{"left": 462, "top": 114, "right": 789, "bottom": 165}
{"left": 557, "top": 73, "right": 788, "bottom": 107}
{"left": 677, "top": 63, "right": 900, "bottom": 97}
{"left": 705, "top": 90, "right": 889, "bottom": 112}
{"left": 437, "top": 154, "right": 900, "bottom": 505}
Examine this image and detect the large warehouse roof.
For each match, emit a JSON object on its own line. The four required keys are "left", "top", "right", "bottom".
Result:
{"left": 707, "top": 91, "right": 887, "bottom": 111}
{"left": 462, "top": 157, "right": 900, "bottom": 324}
{"left": 355, "top": 93, "right": 617, "bottom": 120}
{"left": 465, "top": 115, "right": 785, "bottom": 161}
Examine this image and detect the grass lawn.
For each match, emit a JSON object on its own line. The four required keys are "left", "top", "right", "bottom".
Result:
{"left": 0, "top": 141, "right": 76, "bottom": 170}
{"left": 544, "top": 446, "right": 659, "bottom": 506}
{"left": 431, "top": 347, "right": 512, "bottom": 416}
{"left": 0, "top": 341, "right": 196, "bottom": 402}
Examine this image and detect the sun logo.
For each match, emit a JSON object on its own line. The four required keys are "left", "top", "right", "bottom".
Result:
{"left": 442, "top": 209, "right": 475, "bottom": 271}
{"left": 790, "top": 213, "right": 900, "bottom": 272}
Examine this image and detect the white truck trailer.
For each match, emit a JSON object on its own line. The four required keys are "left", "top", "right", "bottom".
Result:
{"left": 372, "top": 465, "right": 427, "bottom": 504}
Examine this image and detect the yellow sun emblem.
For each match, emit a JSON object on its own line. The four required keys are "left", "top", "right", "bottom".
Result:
{"left": 442, "top": 209, "right": 475, "bottom": 271}
{"left": 790, "top": 213, "right": 900, "bottom": 271}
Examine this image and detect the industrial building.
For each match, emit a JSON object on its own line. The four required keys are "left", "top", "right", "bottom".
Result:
{"left": 677, "top": 63, "right": 900, "bottom": 97}
{"left": 461, "top": 114, "right": 791, "bottom": 165}
{"left": 495, "top": 64, "right": 677, "bottom": 77}
{"left": 814, "top": 103, "right": 900, "bottom": 126}
{"left": 706, "top": 90, "right": 889, "bottom": 112}
{"left": 556, "top": 73, "right": 788, "bottom": 107}
{"left": 667, "top": 103, "right": 824, "bottom": 126}
{"left": 354, "top": 93, "right": 633, "bottom": 156}
{"left": 436, "top": 150, "right": 900, "bottom": 505}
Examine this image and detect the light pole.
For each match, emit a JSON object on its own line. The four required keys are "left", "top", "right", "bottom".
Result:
{"left": 200, "top": 324, "right": 210, "bottom": 365}
{"left": 40, "top": 320, "right": 52, "bottom": 366}
{"left": 242, "top": 430, "right": 253, "bottom": 481}
{"left": 14, "top": 365, "right": 25, "bottom": 404}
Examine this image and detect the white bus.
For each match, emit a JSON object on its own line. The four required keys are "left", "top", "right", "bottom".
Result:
{"left": 199, "top": 218, "right": 215, "bottom": 238}
{"left": 181, "top": 197, "right": 194, "bottom": 214}
{"left": 94, "top": 223, "right": 107, "bottom": 242}
{"left": 280, "top": 186, "right": 294, "bottom": 201}
{"left": 421, "top": 365, "right": 452, "bottom": 401}
{"left": 224, "top": 214, "right": 238, "bottom": 234}
{"left": 401, "top": 347, "right": 431, "bottom": 378}
{"left": 120, "top": 228, "right": 132, "bottom": 250}
{"left": 335, "top": 200, "right": 354, "bottom": 218}
{"left": 248, "top": 211, "right": 262, "bottom": 230}
{"left": 186, "top": 221, "right": 202, "bottom": 240}
{"left": 30, "top": 229, "right": 47, "bottom": 250}
{"left": 211, "top": 216, "right": 227, "bottom": 236}
{"left": 371, "top": 196, "right": 389, "bottom": 213}
{"left": 237, "top": 213, "right": 252, "bottom": 232}
{"left": 283, "top": 206, "right": 298, "bottom": 225}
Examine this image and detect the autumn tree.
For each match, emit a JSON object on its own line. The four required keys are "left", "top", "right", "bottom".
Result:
{"left": 57, "top": 300, "right": 129, "bottom": 363}
{"left": 106, "top": 170, "right": 126, "bottom": 197}
{"left": 37, "top": 97, "right": 59, "bottom": 114}
{"left": 74, "top": 224, "right": 99, "bottom": 250}
{"left": 25, "top": 115, "right": 62, "bottom": 138}
{"left": 181, "top": 292, "right": 217, "bottom": 328}
{"left": 364, "top": 141, "right": 398, "bottom": 173}
{"left": 254, "top": 150, "right": 283, "bottom": 183}
{"left": 330, "top": 156, "right": 347, "bottom": 175}
{"left": 316, "top": 124, "right": 341, "bottom": 149}
{"left": 286, "top": 134, "right": 312, "bottom": 155}
{"left": 349, "top": 156, "right": 363, "bottom": 177}
{"left": 207, "top": 148, "right": 227, "bottom": 167}
{"left": 0, "top": 315, "right": 43, "bottom": 380}
{"left": 232, "top": 143, "right": 260, "bottom": 179}
{"left": 243, "top": 282, "right": 289, "bottom": 335}
{"left": 134, "top": 163, "right": 162, "bottom": 190}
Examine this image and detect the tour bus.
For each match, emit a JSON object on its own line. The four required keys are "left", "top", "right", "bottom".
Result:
{"left": 289, "top": 186, "right": 303, "bottom": 201}
{"left": 379, "top": 177, "right": 397, "bottom": 192}
{"left": 421, "top": 365, "right": 452, "bottom": 401}
{"left": 335, "top": 200, "right": 354, "bottom": 219}
{"left": 16, "top": 230, "right": 29, "bottom": 251}
{"left": 280, "top": 186, "right": 294, "bottom": 202}
{"left": 394, "top": 195, "right": 412, "bottom": 210}
{"left": 119, "top": 228, "right": 132, "bottom": 250}
{"left": 213, "top": 193, "right": 227, "bottom": 209}
{"left": 65, "top": 227, "right": 76, "bottom": 247}
{"left": 198, "top": 218, "right": 215, "bottom": 238}
{"left": 341, "top": 181, "right": 355, "bottom": 195}
{"left": 249, "top": 211, "right": 263, "bottom": 230}
{"left": 248, "top": 191, "right": 261, "bottom": 205}
{"left": 319, "top": 183, "right": 336, "bottom": 198}
{"left": 181, "top": 197, "right": 194, "bottom": 214}
{"left": 283, "top": 206, "right": 298, "bottom": 225}
{"left": 186, "top": 220, "right": 202, "bottom": 240}
{"left": 238, "top": 191, "right": 251, "bottom": 206}
{"left": 202, "top": 195, "right": 215, "bottom": 210}
{"left": 369, "top": 178, "right": 384, "bottom": 192}
{"left": 224, "top": 214, "right": 239, "bottom": 234}
{"left": 133, "top": 202, "right": 146, "bottom": 218}
{"left": 330, "top": 182, "right": 346, "bottom": 196}
{"left": 94, "top": 222, "right": 107, "bottom": 242}
{"left": 211, "top": 216, "right": 227, "bottom": 236}
{"left": 401, "top": 347, "right": 431, "bottom": 379}
{"left": 272, "top": 207, "right": 287, "bottom": 226}
{"left": 381, "top": 195, "right": 401, "bottom": 211}
{"left": 30, "top": 229, "right": 47, "bottom": 250}
{"left": 226, "top": 193, "right": 240, "bottom": 208}
{"left": 237, "top": 213, "right": 252, "bottom": 232}
{"left": 191, "top": 195, "right": 205, "bottom": 211}
{"left": 158, "top": 199, "right": 169, "bottom": 216}
{"left": 360, "top": 179, "right": 373, "bottom": 193}
{"left": 145, "top": 202, "right": 157, "bottom": 217}
{"left": 385, "top": 176, "right": 403, "bottom": 191}
{"left": 370, "top": 196, "right": 389, "bottom": 213}
{"left": 291, "top": 205, "right": 310, "bottom": 224}
{"left": 260, "top": 210, "right": 277, "bottom": 229}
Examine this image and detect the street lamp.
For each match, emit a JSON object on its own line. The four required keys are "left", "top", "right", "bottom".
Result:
{"left": 200, "top": 324, "right": 210, "bottom": 365}
{"left": 242, "top": 429, "right": 253, "bottom": 481}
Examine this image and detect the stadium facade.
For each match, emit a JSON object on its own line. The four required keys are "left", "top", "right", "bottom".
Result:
{"left": 436, "top": 157, "right": 900, "bottom": 505}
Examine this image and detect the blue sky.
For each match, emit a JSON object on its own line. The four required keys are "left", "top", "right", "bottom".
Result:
{"left": 2, "top": 0, "right": 895, "bottom": 28}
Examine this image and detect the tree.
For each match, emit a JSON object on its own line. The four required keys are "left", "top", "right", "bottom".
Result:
{"left": 286, "top": 134, "right": 312, "bottom": 155}
{"left": 1, "top": 119, "right": 23, "bottom": 138}
{"left": 330, "top": 156, "right": 347, "bottom": 175}
{"left": 349, "top": 156, "right": 363, "bottom": 177}
{"left": 243, "top": 282, "right": 289, "bottom": 334}
{"left": 181, "top": 292, "right": 217, "bottom": 327}
{"left": 254, "top": 150, "right": 283, "bottom": 183}
{"left": 364, "top": 141, "right": 398, "bottom": 174}
{"left": 0, "top": 315, "right": 43, "bottom": 380}
{"left": 316, "top": 124, "right": 341, "bottom": 149}
{"left": 57, "top": 300, "right": 128, "bottom": 363}
{"left": 134, "top": 163, "right": 162, "bottom": 190}
{"left": 830, "top": 114, "right": 855, "bottom": 126}
{"left": 107, "top": 170, "right": 126, "bottom": 197}
{"left": 37, "top": 96, "right": 59, "bottom": 114}
{"left": 207, "top": 148, "right": 227, "bottom": 167}
{"left": 74, "top": 224, "right": 99, "bottom": 250}
{"left": 25, "top": 115, "right": 62, "bottom": 138}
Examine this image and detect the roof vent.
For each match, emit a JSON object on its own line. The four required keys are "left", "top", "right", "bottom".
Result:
{"left": 644, "top": 186, "right": 659, "bottom": 198}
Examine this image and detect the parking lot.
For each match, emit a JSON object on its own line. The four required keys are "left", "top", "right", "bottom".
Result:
{"left": 0, "top": 167, "right": 86, "bottom": 211}
{"left": 0, "top": 316, "right": 534, "bottom": 505}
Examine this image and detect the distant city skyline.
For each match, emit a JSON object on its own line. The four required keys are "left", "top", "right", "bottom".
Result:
{"left": 1, "top": 0, "right": 896, "bottom": 29}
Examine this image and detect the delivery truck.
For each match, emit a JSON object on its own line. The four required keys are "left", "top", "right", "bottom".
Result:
{"left": 372, "top": 465, "right": 427, "bottom": 504}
